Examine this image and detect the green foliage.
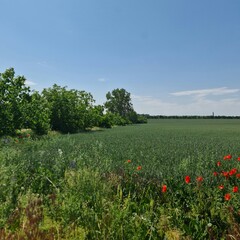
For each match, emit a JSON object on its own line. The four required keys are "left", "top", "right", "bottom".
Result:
{"left": 0, "top": 119, "right": 240, "bottom": 239}
{"left": 2, "top": 69, "right": 240, "bottom": 239}
{"left": 42, "top": 84, "right": 95, "bottom": 133}
{"left": 99, "top": 112, "right": 113, "bottom": 128}
{"left": 126, "top": 110, "right": 138, "bottom": 123}
{"left": 104, "top": 88, "right": 146, "bottom": 125}
{"left": 90, "top": 105, "right": 104, "bottom": 127}
{"left": 0, "top": 68, "right": 145, "bottom": 135}
{"left": 0, "top": 68, "right": 31, "bottom": 136}
{"left": 26, "top": 92, "right": 51, "bottom": 135}
{"left": 0, "top": 68, "right": 51, "bottom": 136}
{"left": 126, "top": 111, "right": 148, "bottom": 124}
{"left": 99, "top": 112, "right": 130, "bottom": 127}
{"left": 136, "top": 114, "right": 148, "bottom": 124}
{"left": 111, "top": 113, "right": 129, "bottom": 125}
{"left": 104, "top": 88, "right": 135, "bottom": 122}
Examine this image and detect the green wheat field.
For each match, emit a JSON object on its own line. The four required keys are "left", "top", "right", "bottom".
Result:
{"left": 0, "top": 119, "right": 240, "bottom": 239}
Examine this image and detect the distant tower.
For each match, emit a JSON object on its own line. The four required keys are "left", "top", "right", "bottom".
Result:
{"left": 212, "top": 112, "right": 214, "bottom": 118}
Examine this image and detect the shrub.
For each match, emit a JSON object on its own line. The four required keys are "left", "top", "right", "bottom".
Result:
{"left": 26, "top": 92, "right": 51, "bottom": 135}
{"left": 42, "top": 84, "right": 96, "bottom": 133}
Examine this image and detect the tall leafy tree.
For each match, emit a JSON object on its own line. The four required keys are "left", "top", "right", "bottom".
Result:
{"left": 0, "top": 68, "right": 31, "bottom": 135}
{"left": 104, "top": 88, "right": 134, "bottom": 119}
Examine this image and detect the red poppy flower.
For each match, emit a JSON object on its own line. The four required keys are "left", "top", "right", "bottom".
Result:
{"left": 238, "top": 157, "right": 240, "bottom": 161}
{"left": 224, "top": 155, "right": 232, "bottom": 160}
{"left": 224, "top": 193, "right": 231, "bottom": 201}
{"left": 162, "top": 185, "right": 167, "bottom": 193}
{"left": 137, "top": 166, "right": 142, "bottom": 171}
{"left": 213, "top": 172, "right": 218, "bottom": 176}
{"left": 196, "top": 176, "right": 203, "bottom": 182}
{"left": 217, "top": 161, "right": 221, "bottom": 167}
{"left": 222, "top": 171, "right": 229, "bottom": 178}
{"left": 185, "top": 176, "right": 191, "bottom": 184}
{"left": 127, "top": 160, "right": 131, "bottom": 163}
{"left": 229, "top": 168, "right": 237, "bottom": 176}
{"left": 236, "top": 173, "right": 240, "bottom": 179}
{"left": 18, "top": 135, "right": 23, "bottom": 139}
{"left": 233, "top": 186, "right": 239, "bottom": 193}
{"left": 218, "top": 185, "right": 224, "bottom": 190}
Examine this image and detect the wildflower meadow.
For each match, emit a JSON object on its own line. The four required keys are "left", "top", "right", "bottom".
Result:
{"left": 0, "top": 119, "right": 239, "bottom": 239}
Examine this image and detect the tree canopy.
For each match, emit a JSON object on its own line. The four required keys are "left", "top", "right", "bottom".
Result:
{"left": 105, "top": 88, "right": 134, "bottom": 118}
{"left": 42, "top": 84, "right": 96, "bottom": 133}
{"left": 0, "top": 68, "right": 147, "bottom": 136}
{"left": 0, "top": 68, "right": 31, "bottom": 135}
{"left": 104, "top": 88, "right": 147, "bottom": 124}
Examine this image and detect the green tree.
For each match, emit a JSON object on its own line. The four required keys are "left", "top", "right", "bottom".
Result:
{"left": 26, "top": 92, "right": 51, "bottom": 135}
{"left": 90, "top": 105, "right": 104, "bottom": 127}
{"left": 105, "top": 88, "right": 144, "bottom": 124}
{"left": 0, "top": 68, "right": 31, "bottom": 136}
{"left": 104, "top": 88, "right": 134, "bottom": 118}
{"left": 42, "top": 84, "right": 96, "bottom": 133}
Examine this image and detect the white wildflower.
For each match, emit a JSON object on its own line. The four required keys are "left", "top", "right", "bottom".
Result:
{"left": 58, "top": 148, "right": 63, "bottom": 156}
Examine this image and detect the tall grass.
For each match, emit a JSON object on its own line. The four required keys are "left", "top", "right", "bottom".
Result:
{"left": 0, "top": 119, "right": 239, "bottom": 239}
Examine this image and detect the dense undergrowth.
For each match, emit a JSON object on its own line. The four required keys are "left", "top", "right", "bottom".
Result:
{"left": 0, "top": 120, "right": 239, "bottom": 239}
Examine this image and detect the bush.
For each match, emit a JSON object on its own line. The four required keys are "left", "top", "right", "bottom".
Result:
{"left": 26, "top": 92, "right": 51, "bottom": 135}
{"left": 136, "top": 115, "right": 148, "bottom": 124}
{"left": 42, "top": 84, "right": 96, "bottom": 133}
{"left": 99, "top": 113, "right": 113, "bottom": 128}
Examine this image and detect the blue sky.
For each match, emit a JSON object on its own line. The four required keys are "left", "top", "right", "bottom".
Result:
{"left": 1, "top": 0, "right": 240, "bottom": 115}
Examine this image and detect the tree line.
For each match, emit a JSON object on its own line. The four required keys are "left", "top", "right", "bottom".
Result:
{"left": 144, "top": 115, "right": 240, "bottom": 119}
{"left": 0, "top": 68, "right": 147, "bottom": 136}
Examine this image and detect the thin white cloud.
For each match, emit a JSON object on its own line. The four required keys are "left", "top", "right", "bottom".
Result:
{"left": 132, "top": 94, "right": 240, "bottom": 116}
{"left": 25, "top": 80, "right": 37, "bottom": 86}
{"left": 98, "top": 78, "right": 106, "bottom": 82}
{"left": 171, "top": 87, "right": 239, "bottom": 97}
{"left": 132, "top": 95, "right": 178, "bottom": 113}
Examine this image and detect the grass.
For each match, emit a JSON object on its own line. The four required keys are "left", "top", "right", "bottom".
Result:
{"left": 0, "top": 119, "right": 240, "bottom": 239}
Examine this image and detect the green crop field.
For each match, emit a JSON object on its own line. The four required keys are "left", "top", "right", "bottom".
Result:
{"left": 70, "top": 119, "right": 240, "bottom": 178}
{"left": 0, "top": 119, "right": 240, "bottom": 239}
